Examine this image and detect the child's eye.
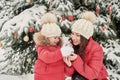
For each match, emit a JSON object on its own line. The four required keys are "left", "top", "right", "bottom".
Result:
{"left": 54, "top": 37, "right": 58, "bottom": 39}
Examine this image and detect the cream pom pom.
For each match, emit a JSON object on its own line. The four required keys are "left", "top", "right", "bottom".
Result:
{"left": 40, "top": 12, "right": 61, "bottom": 37}
{"left": 41, "top": 12, "right": 57, "bottom": 24}
{"left": 81, "top": 11, "right": 96, "bottom": 23}
{"left": 71, "top": 11, "right": 96, "bottom": 39}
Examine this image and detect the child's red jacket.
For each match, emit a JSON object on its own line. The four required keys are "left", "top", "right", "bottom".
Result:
{"left": 34, "top": 45, "right": 66, "bottom": 80}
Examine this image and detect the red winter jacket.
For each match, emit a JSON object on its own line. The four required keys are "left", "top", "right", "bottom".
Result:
{"left": 34, "top": 45, "right": 66, "bottom": 80}
{"left": 66, "top": 38, "right": 108, "bottom": 80}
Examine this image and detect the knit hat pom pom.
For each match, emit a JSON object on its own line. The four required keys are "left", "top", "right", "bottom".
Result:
{"left": 41, "top": 12, "right": 57, "bottom": 24}
{"left": 40, "top": 12, "right": 61, "bottom": 37}
{"left": 81, "top": 11, "right": 96, "bottom": 23}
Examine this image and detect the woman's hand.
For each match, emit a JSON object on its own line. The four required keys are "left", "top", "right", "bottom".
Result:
{"left": 69, "top": 53, "right": 78, "bottom": 61}
{"left": 63, "top": 56, "right": 72, "bottom": 67}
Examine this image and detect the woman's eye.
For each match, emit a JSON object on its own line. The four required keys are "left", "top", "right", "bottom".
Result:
{"left": 77, "top": 34, "right": 80, "bottom": 37}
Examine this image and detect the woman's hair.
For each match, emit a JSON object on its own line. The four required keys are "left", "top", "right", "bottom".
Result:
{"left": 72, "top": 35, "right": 88, "bottom": 58}
{"left": 71, "top": 35, "right": 88, "bottom": 70}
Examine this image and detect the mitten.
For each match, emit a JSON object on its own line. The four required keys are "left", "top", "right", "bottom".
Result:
{"left": 61, "top": 42, "right": 74, "bottom": 57}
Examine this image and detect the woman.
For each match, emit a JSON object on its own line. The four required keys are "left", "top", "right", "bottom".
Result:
{"left": 63, "top": 11, "right": 108, "bottom": 80}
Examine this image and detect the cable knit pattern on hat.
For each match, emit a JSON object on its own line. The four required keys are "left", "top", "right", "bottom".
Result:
{"left": 40, "top": 12, "right": 61, "bottom": 37}
{"left": 72, "top": 11, "right": 96, "bottom": 39}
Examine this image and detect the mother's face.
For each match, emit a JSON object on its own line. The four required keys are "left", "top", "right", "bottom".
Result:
{"left": 71, "top": 32, "right": 81, "bottom": 45}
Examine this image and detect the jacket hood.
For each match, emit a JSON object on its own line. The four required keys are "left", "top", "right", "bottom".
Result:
{"left": 33, "top": 32, "right": 63, "bottom": 46}
{"left": 33, "top": 32, "right": 50, "bottom": 46}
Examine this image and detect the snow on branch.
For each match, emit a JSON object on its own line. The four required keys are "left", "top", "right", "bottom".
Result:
{"left": 0, "top": 5, "right": 46, "bottom": 39}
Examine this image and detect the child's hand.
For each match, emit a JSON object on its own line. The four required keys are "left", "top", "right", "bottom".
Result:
{"left": 63, "top": 56, "right": 72, "bottom": 67}
{"left": 68, "top": 53, "right": 78, "bottom": 61}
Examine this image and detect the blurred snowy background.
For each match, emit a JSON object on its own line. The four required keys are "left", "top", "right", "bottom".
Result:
{"left": 0, "top": 49, "right": 34, "bottom": 80}
{"left": 0, "top": 0, "right": 120, "bottom": 80}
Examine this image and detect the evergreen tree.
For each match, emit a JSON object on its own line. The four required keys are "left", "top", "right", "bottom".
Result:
{"left": 0, "top": 0, "right": 120, "bottom": 79}
{"left": 0, "top": 0, "right": 47, "bottom": 75}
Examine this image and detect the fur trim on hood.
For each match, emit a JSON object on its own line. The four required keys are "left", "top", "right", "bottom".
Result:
{"left": 33, "top": 32, "right": 50, "bottom": 46}
{"left": 33, "top": 32, "right": 63, "bottom": 46}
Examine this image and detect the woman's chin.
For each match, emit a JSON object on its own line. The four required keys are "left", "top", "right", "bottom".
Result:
{"left": 73, "top": 43, "right": 79, "bottom": 45}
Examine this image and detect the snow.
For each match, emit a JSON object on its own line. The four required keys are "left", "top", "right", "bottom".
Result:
{"left": 0, "top": 48, "right": 72, "bottom": 80}
{"left": 0, "top": 74, "right": 71, "bottom": 80}
{"left": 0, "top": 48, "right": 33, "bottom": 80}
{"left": 0, "top": 0, "right": 120, "bottom": 79}
{"left": 0, "top": 49, "right": 4, "bottom": 60}
{"left": 0, "top": 74, "right": 34, "bottom": 80}
{"left": 0, "top": 5, "right": 46, "bottom": 38}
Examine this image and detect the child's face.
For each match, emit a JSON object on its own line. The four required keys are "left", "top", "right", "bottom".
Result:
{"left": 48, "top": 36, "right": 60, "bottom": 46}
{"left": 71, "top": 32, "right": 81, "bottom": 45}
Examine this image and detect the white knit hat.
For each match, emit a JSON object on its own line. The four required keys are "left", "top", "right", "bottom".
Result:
{"left": 71, "top": 11, "right": 96, "bottom": 39}
{"left": 40, "top": 12, "right": 61, "bottom": 37}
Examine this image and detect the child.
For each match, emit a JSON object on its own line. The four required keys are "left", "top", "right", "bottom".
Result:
{"left": 33, "top": 12, "right": 72, "bottom": 80}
